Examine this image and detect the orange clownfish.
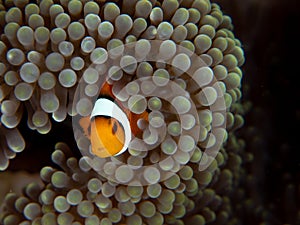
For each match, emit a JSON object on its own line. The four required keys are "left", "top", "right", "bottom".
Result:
{"left": 79, "top": 82, "right": 148, "bottom": 158}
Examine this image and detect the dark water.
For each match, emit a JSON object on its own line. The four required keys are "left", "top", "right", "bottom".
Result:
{"left": 213, "top": 0, "right": 300, "bottom": 224}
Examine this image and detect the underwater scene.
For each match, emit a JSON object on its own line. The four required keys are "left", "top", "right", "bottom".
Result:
{"left": 0, "top": 0, "right": 298, "bottom": 224}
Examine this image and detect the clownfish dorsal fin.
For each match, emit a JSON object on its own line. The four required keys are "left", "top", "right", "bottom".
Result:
{"left": 100, "top": 81, "right": 114, "bottom": 97}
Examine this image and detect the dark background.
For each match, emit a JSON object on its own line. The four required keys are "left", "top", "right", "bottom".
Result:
{"left": 213, "top": 0, "right": 300, "bottom": 224}
{"left": 7, "top": 0, "right": 300, "bottom": 224}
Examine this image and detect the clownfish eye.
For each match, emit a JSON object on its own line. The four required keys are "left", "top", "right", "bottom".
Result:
{"left": 112, "top": 121, "right": 118, "bottom": 135}
{"left": 90, "top": 98, "right": 132, "bottom": 157}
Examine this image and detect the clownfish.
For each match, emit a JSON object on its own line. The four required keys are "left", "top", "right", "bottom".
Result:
{"left": 79, "top": 82, "right": 148, "bottom": 158}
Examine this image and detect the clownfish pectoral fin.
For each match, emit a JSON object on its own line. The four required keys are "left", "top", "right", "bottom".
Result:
{"left": 79, "top": 116, "right": 91, "bottom": 138}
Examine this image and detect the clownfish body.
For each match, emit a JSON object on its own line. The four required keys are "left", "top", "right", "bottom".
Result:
{"left": 79, "top": 82, "right": 148, "bottom": 158}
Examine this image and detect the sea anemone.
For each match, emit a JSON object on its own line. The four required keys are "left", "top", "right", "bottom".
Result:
{"left": 1, "top": 138, "right": 249, "bottom": 224}
{"left": 0, "top": 0, "right": 247, "bottom": 224}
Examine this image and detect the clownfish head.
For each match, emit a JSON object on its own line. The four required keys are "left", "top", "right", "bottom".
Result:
{"left": 90, "top": 98, "right": 132, "bottom": 157}
{"left": 79, "top": 82, "right": 148, "bottom": 158}
{"left": 80, "top": 98, "right": 132, "bottom": 158}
